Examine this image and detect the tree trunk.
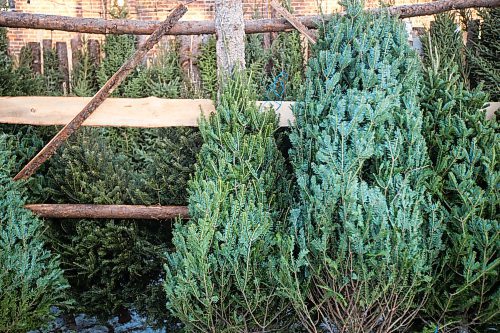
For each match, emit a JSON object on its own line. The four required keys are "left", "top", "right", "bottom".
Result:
{"left": 214, "top": 0, "right": 245, "bottom": 76}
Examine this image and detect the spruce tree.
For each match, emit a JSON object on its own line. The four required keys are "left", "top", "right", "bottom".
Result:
{"left": 277, "top": 2, "right": 442, "bottom": 332}
{"left": 0, "top": 28, "right": 43, "bottom": 96}
{"left": 165, "top": 73, "right": 293, "bottom": 332}
{"left": 467, "top": 8, "right": 499, "bottom": 100}
{"left": 0, "top": 134, "right": 69, "bottom": 332}
{"left": 71, "top": 42, "right": 99, "bottom": 96}
{"left": 421, "top": 34, "right": 499, "bottom": 331}
{"left": 97, "top": 33, "right": 136, "bottom": 97}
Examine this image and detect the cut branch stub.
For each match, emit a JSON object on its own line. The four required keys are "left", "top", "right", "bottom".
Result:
{"left": 13, "top": 4, "right": 188, "bottom": 181}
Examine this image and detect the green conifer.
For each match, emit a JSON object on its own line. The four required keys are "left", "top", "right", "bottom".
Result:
{"left": 0, "top": 134, "right": 69, "bottom": 332}
{"left": 278, "top": 2, "right": 442, "bottom": 332}
{"left": 421, "top": 34, "right": 499, "bottom": 331}
{"left": 97, "top": 33, "right": 136, "bottom": 97}
{"left": 165, "top": 73, "right": 293, "bottom": 332}
{"left": 0, "top": 28, "right": 43, "bottom": 96}
{"left": 71, "top": 42, "right": 99, "bottom": 96}
{"left": 467, "top": 8, "right": 499, "bottom": 100}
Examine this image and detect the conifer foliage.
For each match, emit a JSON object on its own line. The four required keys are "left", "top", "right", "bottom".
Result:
{"left": 467, "top": 8, "right": 499, "bottom": 100}
{"left": 165, "top": 73, "right": 292, "bottom": 332}
{"left": 0, "top": 134, "right": 69, "bottom": 332}
{"left": 278, "top": 1, "right": 442, "bottom": 332}
{"left": 421, "top": 29, "right": 499, "bottom": 331}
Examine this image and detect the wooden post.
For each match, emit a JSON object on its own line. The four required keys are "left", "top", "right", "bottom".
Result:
{"left": 13, "top": 4, "right": 188, "bottom": 181}
{"left": 270, "top": 0, "right": 316, "bottom": 44}
{"left": 71, "top": 36, "right": 82, "bottom": 71}
{"left": 27, "top": 42, "right": 41, "bottom": 74}
{"left": 466, "top": 19, "right": 480, "bottom": 48}
{"left": 88, "top": 39, "right": 101, "bottom": 66}
{"left": 56, "top": 42, "right": 70, "bottom": 95}
{"left": 25, "top": 204, "right": 190, "bottom": 220}
{"left": 42, "top": 39, "right": 52, "bottom": 53}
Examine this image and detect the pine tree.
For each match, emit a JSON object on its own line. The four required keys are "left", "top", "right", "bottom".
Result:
{"left": 0, "top": 28, "right": 43, "bottom": 96}
{"left": 198, "top": 36, "right": 218, "bottom": 99}
{"left": 421, "top": 34, "right": 499, "bottom": 332}
{"left": 42, "top": 46, "right": 64, "bottom": 96}
{"left": 71, "top": 41, "right": 99, "bottom": 96}
{"left": 97, "top": 33, "right": 136, "bottom": 97}
{"left": 467, "top": 8, "right": 499, "bottom": 100}
{"left": 40, "top": 126, "right": 200, "bottom": 326}
{"left": 422, "top": 12, "right": 468, "bottom": 84}
{"left": 0, "top": 134, "right": 69, "bottom": 332}
{"left": 165, "top": 73, "right": 293, "bottom": 332}
{"left": 277, "top": 1, "right": 442, "bottom": 332}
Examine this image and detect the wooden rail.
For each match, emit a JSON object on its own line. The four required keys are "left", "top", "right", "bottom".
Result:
{"left": 1, "top": 0, "right": 499, "bottom": 36}
{"left": 0, "top": 97, "right": 294, "bottom": 127}
{"left": 25, "top": 204, "right": 189, "bottom": 220}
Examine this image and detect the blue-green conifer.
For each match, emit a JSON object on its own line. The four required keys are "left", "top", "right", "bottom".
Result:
{"left": 278, "top": 1, "right": 442, "bottom": 332}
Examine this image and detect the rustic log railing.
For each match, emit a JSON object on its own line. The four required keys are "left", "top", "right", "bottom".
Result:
{"left": 1, "top": 0, "right": 499, "bottom": 36}
{"left": 25, "top": 204, "right": 189, "bottom": 220}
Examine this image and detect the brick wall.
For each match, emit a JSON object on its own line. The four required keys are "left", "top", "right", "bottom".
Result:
{"left": 5, "top": 0, "right": 432, "bottom": 58}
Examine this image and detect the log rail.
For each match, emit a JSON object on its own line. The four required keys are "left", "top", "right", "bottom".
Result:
{"left": 25, "top": 204, "right": 189, "bottom": 220}
{"left": 1, "top": 0, "right": 499, "bottom": 36}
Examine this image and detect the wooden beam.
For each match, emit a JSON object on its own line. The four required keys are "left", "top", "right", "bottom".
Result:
{"left": 13, "top": 4, "right": 187, "bottom": 181}
{"left": 0, "top": 97, "right": 294, "bottom": 127}
{"left": 25, "top": 204, "right": 189, "bottom": 220}
{"left": 1, "top": 0, "right": 499, "bottom": 36}
{"left": 270, "top": 0, "right": 316, "bottom": 44}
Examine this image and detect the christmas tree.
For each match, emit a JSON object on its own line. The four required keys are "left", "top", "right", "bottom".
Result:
{"left": 421, "top": 30, "right": 499, "bottom": 331}
{"left": 0, "top": 134, "right": 69, "bottom": 331}
{"left": 277, "top": 1, "right": 442, "bottom": 332}
{"left": 467, "top": 8, "right": 499, "bottom": 100}
{"left": 165, "top": 73, "right": 293, "bottom": 332}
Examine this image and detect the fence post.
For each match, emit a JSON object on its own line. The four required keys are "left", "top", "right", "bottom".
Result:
{"left": 88, "top": 39, "right": 101, "bottom": 66}
{"left": 27, "top": 42, "right": 42, "bottom": 74}
{"left": 56, "top": 42, "right": 70, "bottom": 95}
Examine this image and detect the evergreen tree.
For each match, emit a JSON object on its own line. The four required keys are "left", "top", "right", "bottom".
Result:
{"left": 97, "top": 33, "right": 136, "bottom": 97}
{"left": 71, "top": 41, "right": 99, "bottom": 96}
{"left": 467, "top": 8, "right": 499, "bottom": 100}
{"left": 422, "top": 12, "right": 468, "bottom": 84}
{"left": 165, "top": 73, "right": 293, "bottom": 332}
{"left": 0, "top": 28, "right": 43, "bottom": 96}
{"left": 0, "top": 134, "right": 69, "bottom": 332}
{"left": 41, "top": 126, "right": 200, "bottom": 326}
{"left": 277, "top": 2, "right": 442, "bottom": 332}
{"left": 421, "top": 36, "right": 499, "bottom": 332}
{"left": 198, "top": 36, "right": 218, "bottom": 99}
{"left": 42, "top": 46, "right": 64, "bottom": 96}
{"left": 122, "top": 45, "right": 183, "bottom": 98}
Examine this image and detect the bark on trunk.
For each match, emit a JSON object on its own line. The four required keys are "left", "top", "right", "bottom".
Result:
{"left": 214, "top": 0, "right": 246, "bottom": 75}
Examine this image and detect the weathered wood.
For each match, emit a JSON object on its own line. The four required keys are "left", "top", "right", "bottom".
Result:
{"left": 27, "top": 42, "right": 41, "bottom": 74}
{"left": 42, "top": 39, "right": 52, "bottom": 54}
{"left": 270, "top": 0, "right": 316, "bottom": 44}
{"left": 13, "top": 4, "right": 188, "bottom": 181}
{"left": 70, "top": 37, "right": 82, "bottom": 71}
{"left": 0, "top": 97, "right": 294, "bottom": 127}
{"left": 56, "top": 42, "right": 69, "bottom": 94}
{"left": 88, "top": 39, "right": 101, "bottom": 66}
{"left": 1, "top": 0, "right": 498, "bottom": 36}
{"left": 25, "top": 204, "right": 189, "bottom": 220}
